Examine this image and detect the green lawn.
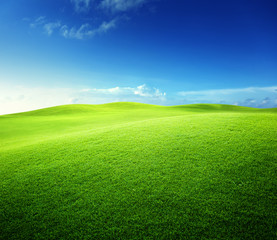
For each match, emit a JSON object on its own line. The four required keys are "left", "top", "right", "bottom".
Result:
{"left": 0, "top": 103, "right": 276, "bottom": 239}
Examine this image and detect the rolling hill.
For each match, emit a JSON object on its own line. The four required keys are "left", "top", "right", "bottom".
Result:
{"left": 1, "top": 103, "right": 276, "bottom": 239}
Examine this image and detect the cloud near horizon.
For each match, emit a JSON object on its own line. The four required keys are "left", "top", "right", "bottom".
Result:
{"left": 178, "top": 86, "right": 277, "bottom": 108}
{"left": 1, "top": 84, "right": 276, "bottom": 115}
{"left": 76, "top": 84, "right": 166, "bottom": 103}
{"left": 0, "top": 84, "right": 166, "bottom": 115}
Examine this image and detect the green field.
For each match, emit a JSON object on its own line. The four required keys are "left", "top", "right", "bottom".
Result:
{"left": 1, "top": 102, "right": 276, "bottom": 239}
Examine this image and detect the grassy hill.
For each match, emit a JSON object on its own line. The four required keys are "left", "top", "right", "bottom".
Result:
{"left": 1, "top": 103, "right": 276, "bottom": 239}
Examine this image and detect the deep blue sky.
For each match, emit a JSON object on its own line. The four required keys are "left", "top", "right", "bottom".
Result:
{"left": 0, "top": 0, "right": 277, "bottom": 113}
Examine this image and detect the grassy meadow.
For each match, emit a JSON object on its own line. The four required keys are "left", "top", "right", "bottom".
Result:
{"left": 0, "top": 103, "right": 276, "bottom": 239}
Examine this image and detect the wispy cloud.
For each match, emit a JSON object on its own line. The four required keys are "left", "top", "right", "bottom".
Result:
{"left": 30, "top": 16, "right": 46, "bottom": 28}
{"left": 71, "top": 0, "right": 93, "bottom": 12}
{"left": 44, "top": 22, "right": 61, "bottom": 36}
{"left": 29, "top": 16, "right": 117, "bottom": 39}
{"left": 60, "top": 19, "right": 117, "bottom": 39}
{"left": 0, "top": 84, "right": 166, "bottom": 115}
{"left": 100, "top": 0, "right": 147, "bottom": 12}
{"left": 27, "top": 0, "right": 152, "bottom": 40}
{"left": 178, "top": 86, "right": 277, "bottom": 108}
{"left": 30, "top": 17, "right": 62, "bottom": 36}
{"left": 71, "top": 0, "right": 148, "bottom": 13}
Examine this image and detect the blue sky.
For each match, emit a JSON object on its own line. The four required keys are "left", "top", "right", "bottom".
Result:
{"left": 0, "top": 0, "right": 277, "bottom": 114}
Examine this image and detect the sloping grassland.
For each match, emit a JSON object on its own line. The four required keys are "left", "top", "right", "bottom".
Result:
{"left": 0, "top": 103, "right": 276, "bottom": 239}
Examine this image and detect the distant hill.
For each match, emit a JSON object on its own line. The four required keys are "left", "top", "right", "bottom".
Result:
{"left": 2, "top": 102, "right": 276, "bottom": 117}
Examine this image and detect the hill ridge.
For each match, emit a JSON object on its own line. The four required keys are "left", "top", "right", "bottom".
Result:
{"left": 2, "top": 102, "right": 275, "bottom": 117}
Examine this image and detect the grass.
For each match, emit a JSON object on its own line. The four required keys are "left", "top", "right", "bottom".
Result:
{"left": 0, "top": 102, "right": 276, "bottom": 239}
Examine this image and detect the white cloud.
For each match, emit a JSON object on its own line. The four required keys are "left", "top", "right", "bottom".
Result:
{"left": 260, "top": 97, "right": 271, "bottom": 106}
{"left": 30, "top": 16, "right": 46, "bottom": 28}
{"left": 177, "top": 86, "right": 277, "bottom": 108}
{"left": 0, "top": 84, "right": 166, "bottom": 115}
{"left": 71, "top": 0, "right": 93, "bottom": 12}
{"left": 178, "top": 86, "right": 277, "bottom": 97}
{"left": 100, "top": 0, "right": 146, "bottom": 12}
{"left": 44, "top": 22, "right": 61, "bottom": 36}
{"left": 81, "top": 84, "right": 166, "bottom": 101}
{"left": 27, "top": 0, "right": 152, "bottom": 40}
{"left": 97, "top": 19, "right": 117, "bottom": 33}
{"left": 29, "top": 16, "right": 117, "bottom": 39}
{"left": 60, "top": 19, "right": 117, "bottom": 39}
{"left": 60, "top": 24, "right": 90, "bottom": 39}
{"left": 133, "top": 84, "right": 166, "bottom": 97}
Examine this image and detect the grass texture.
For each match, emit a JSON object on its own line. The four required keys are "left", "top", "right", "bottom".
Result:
{"left": 0, "top": 103, "right": 276, "bottom": 239}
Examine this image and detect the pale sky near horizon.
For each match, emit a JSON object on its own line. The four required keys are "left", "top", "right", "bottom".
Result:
{"left": 0, "top": 0, "right": 277, "bottom": 114}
